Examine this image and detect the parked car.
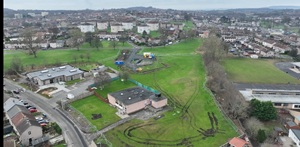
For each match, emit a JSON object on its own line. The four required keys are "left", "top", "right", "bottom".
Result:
{"left": 38, "top": 120, "right": 49, "bottom": 124}
{"left": 23, "top": 102, "right": 29, "bottom": 105}
{"left": 35, "top": 117, "right": 43, "bottom": 121}
{"left": 27, "top": 106, "right": 36, "bottom": 110}
{"left": 12, "top": 90, "right": 20, "bottom": 94}
{"left": 42, "top": 113, "right": 47, "bottom": 118}
{"left": 25, "top": 105, "right": 33, "bottom": 109}
{"left": 29, "top": 109, "right": 37, "bottom": 113}
{"left": 40, "top": 123, "right": 47, "bottom": 126}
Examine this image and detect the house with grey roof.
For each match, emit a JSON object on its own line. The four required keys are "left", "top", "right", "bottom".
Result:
{"left": 5, "top": 104, "right": 43, "bottom": 146}
{"left": 108, "top": 86, "right": 167, "bottom": 114}
{"left": 27, "top": 65, "right": 84, "bottom": 86}
{"left": 289, "top": 129, "right": 300, "bottom": 147}
{"left": 4, "top": 98, "right": 24, "bottom": 112}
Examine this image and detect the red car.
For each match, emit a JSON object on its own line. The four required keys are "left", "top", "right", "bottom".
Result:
{"left": 29, "top": 109, "right": 37, "bottom": 113}
{"left": 40, "top": 123, "right": 47, "bottom": 126}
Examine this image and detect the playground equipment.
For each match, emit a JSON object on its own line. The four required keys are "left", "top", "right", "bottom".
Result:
{"left": 143, "top": 52, "right": 155, "bottom": 59}
{"left": 136, "top": 67, "right": 143, "bottom": 72}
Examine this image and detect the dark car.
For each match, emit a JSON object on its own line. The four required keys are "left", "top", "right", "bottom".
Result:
{"left": 25, "top": 105, "right": 33, "bottom": 109}
{"left": 12, "top": 90, "right": 20, "bottom": 94}
{"left": 23, "top": 102, "right": 29, "bottom": 105}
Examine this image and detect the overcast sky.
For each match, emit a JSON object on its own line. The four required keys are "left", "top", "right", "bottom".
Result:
{"left": 4, "top": 0, "right": 300, "bottom": 10}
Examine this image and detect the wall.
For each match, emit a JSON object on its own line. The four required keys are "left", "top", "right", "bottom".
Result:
{"left": 65, "top": 91, "right": 94, "bottom": 104}
{"left": 107, "top": 94, "right": 116, "bottom": 105}
{"left": 20, "top": 126, "right": 43, "bottom": 146}
{"left": 125, "top": 99, "right": 149, "bottom": 114}
{"left": 152, "top": 99, "right": 167, "bottom": 108}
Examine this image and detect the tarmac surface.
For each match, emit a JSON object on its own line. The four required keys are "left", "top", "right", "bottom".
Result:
{"left": 234, "top": 83, "right": 300, "bottom": 91}
{"left": 275, "top": 62, "right": 300, "bottom": 80}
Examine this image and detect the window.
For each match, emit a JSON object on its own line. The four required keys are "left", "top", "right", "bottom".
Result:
{"left": 274, "top": 103, "right": 282, "bottom": 106}
{"left": 293, "top": 105, "right": 300, "bottom": 109}
{"left": 28, "top": 131, "right": 31, "bottom": 135}
{"left": 283, "top": 103, "right": 288, "bottom": 106}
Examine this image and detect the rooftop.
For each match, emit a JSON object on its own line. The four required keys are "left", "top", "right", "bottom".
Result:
{"left": 16, "top": 119, "right": 41, "bottom": 135}
{"left": 229, "top": 137, "right": 248, "bottom": 147}
{"left": 291, "top": 129, "right": 300, "bottom": 139}
{"left": 239, "top": 90, "right": 300, "bottom": 103}
{"left": 27, "top": 65, "right": 84, "bottom": 81}
{"left": 109, "top": 86, "right": 164, "bottom": 105}
{"left": 292, "top": 62, "right": 300, "bottom": 67}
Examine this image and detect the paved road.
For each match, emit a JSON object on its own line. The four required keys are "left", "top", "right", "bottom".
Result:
{"left": 234, "top": 83, "right": 300, "bottom": 91}
{"left": 275, "top": 62, "right": 300, "bottom": 80}
{"left": 4, "top": 78, "right": 90, "bottom": 147}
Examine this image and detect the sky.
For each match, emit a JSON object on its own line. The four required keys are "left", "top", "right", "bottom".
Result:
{"left": 4, "top": 0, "right": 300, "bottom": 10}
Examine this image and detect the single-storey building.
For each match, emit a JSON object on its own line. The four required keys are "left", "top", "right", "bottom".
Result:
{"left": 289, "top": 129, "right": 300, "bottom": 147}
{"left": 27, "top": 65, "right": 84, "bottom": 86}
{"left": 108, "top": 86, "right": 167, "bottom": 114}
{"left": 239, "top": 89, "right": 300, "bottom": 109}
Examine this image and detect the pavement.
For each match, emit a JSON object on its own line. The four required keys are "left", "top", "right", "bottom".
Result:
{"left": 275, "top": 62, "right": 300, "bottom": 80}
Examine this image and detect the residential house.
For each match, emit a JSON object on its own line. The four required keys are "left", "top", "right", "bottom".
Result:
{"left": 228, "top": 137, "right": 250, "bottom": 147}
{"left": 56, "top": 40, "right": 65, "bottom": 48}
{"left": 198, "top": 31, "right": 210, "bottom": 38}
{"left": 159, "top": 22, "right": 172, "bottom": 29}
{"left": 110, "top": 23, "right": 124, "bottom": 33}
{"left": 5, "top": 105, "right": 43, "bottom": 146}
{"left": 273, "top": 43, "right": 291, "bottom": 53}
{"left": 223, "top": 36, "right": 237, "bottom": 42}
{"left": 4, "top": 98, "right": 24, "bottom": 112}
{"left": 172, "top": 22, "right": 185, "bottom": 30}
{"left": 108, "top": 86, "right": 167, "bottom": 114}
{"left": 137, "top": 24, "right": 150, "bottom": 34}
{"left": 26, "top": 65, "right": 84, "bottom": 86}
{"left": 77, "top": 23, "right": 95, "bottom": 33}
{"left": 121, "top": 21, "right": 134, "bottom": 30}
{"left": 97, "top": 21, "right": 108, "bottom": 30}
{"left": 285, "top": 121, "right": 300, "bottom": 130}
{"left": 289, "top": 129, "right": 300, "bottom": 147}
{"left": 146, "top": 21, "right": 159, "bottom": 31}
{"left": 262, "top": 39, "right": 276, "bottom": 48}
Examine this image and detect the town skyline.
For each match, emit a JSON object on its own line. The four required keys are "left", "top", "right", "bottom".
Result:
{"left": 4, "top": 0, "right": 300, "bottom": 10}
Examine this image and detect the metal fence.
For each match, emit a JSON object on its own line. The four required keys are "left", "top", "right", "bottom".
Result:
{"left": 128, "top": 79, "right": 160, "bottom": 94}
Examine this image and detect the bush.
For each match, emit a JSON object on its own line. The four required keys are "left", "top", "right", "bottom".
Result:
{"left": 257, "top": 129, "right": 267, "bottom": 143}
{"left": 250, "top": 99, "right": 277, "bottom": 121}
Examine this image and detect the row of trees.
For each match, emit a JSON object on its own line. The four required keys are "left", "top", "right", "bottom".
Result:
{"left": 199, "top": 33, "right": 277, "bottom": 144}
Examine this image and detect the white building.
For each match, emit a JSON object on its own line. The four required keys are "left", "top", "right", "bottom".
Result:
{"left": 289, "top": 129, "right": 300, "bottom": 147}
{"left": 41, "top": 12, "right": 49, "bottom": 17}
{"left": 110, "top": 23, "right": 124, "bottom": 33}
{"left": 121, "top": 22, "right": 134, "bottom": 30}
{"left": 77, "top": 23, "right": 95, "bottom": 33}
{"left": 137, "top": 25, "right": 150, "bottom": 34}
{"left": 97, "top": 21, "right": 108, "bottom": 30}
{"left": 14, "top": 14, "right": 23, "bottom": 19}
{"left": 146, "top": 21, "right": 159, "bottom": 31}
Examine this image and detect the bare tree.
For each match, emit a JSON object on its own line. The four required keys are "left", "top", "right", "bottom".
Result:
{"left": 200, "top": 35, "right": 226, "bottom": 65}
{"left": 94, "top": 72, "right": 111, "bottom": 90}
{"left": 22, "top": 27, "right": 40, "bottom": 58}
{"left": 8, "top": 56, "right": 24, "bottom": 75}
{"left": 118, "top": 70, "right": 130, "bottom": 81}
{"left": 109, "top": 40, "right": 118, "bottom": 50}
{"left": 69, "top": 29, "right": 84, "bottom": 51}
{"left": 244, "top": 117, "right": 265, "bottom": 137}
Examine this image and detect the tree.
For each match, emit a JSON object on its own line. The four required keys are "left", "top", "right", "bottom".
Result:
{"left": 8, "top": 56, "right": 24, "bottom": 75}
{"left": 119, "top": 71, "right": 130, "bottom": 81}
{"left": 282, "top": 16, "right": 291, "bottom": 24}
{"left": 289, "top": 49, "right": 298, "bottom": 58}
{"left": 184, "top": 12, "right": 191, "bottom": 22}
{"left": 94, "top": 72, "right": 111, "bottom": 90}
{"left": 244, "top": 117, "right": 265, "bottom": 137}
{"left": 142, "top": 30, "right": 148, "bottom": 38}
{"left": 22, "top": 27, "right": 39, "bottom": 58}
{"left": 257, "top": 129, "right": 267, "bottom": 143}
{"left": 85, "top": 32, "right": 94, "bottom": 46}
{"left": 200, "top": 35, "right": 226, "bottom": 65}
{"left": 250, "top": 99, "right": 277, "bottom": 121}
{"left": 85, "top": 53, "right": 91, "bottom": 61}
{"left": 119, "top": 34, "right": 128, "bottom": 46}
{"left": 69, "top": 29, "right": 84, "bottom": 51}
{"left": 80, "top": 54, "right": 84, "bottom": 62}
{"left": 91, "top": 36, "right": 103, "bottom": 50}
{"left": 109, "top": 40, "right": 118, "bottom": 50}
{"left": 73, "top": 54, "right": 78, "bottom": 63}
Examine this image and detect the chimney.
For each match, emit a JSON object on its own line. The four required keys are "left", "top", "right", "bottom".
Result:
{"left": 128, "top": 97, "right": 131, "bottom": 100}
{"left": 121, "top": 93, "right": 123, "bottom": 95}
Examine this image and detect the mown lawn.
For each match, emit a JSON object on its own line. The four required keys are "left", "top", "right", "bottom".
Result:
{"left": 3, "top": 41, "right": 132, "bottom": 72}
{"left": 94, "top": 79, "right": 137, "bottom": 98}
{"left": 222, "top": 58, "right": 300, "bottom": 84}
{"left": 70, "top": 95, "right": 121, "bottom": 130}
{"left": 104, "top": 38, "right": 238, "bottom": 146}
{"left": 149, "top": 31, "right": 161, "bottom": 38}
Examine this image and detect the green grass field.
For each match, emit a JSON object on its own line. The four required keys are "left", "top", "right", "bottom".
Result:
{"left": 103, "top": 38, "right": 238, "bottom": 146}
{"left": 70, "top": 95, "right": 121, "bottom": 130}
{"left": 149, "top": 31, "right": 161, "bottom": 38}
{"left": 3, "top": 41, "right": 133, "bottom": 72}
{"left": 222, "top": 58, "right": 300, "bottom": 84}
{"left": 94, "top": 79, "right": 137, "bottom": 98}
{"left": 183, "top": 21, "right": 195, "bottom": 31}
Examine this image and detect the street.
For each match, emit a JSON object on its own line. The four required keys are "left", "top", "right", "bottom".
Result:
{"left": 4, "top": 78, "right": 90, "bottom": 147}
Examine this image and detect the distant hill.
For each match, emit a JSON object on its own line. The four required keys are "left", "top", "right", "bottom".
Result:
{"left": 268, "top": 6, "right": 300, "bottom": 9}
{"left": 125, "top": 6, "right": 162, "bottom": 11}
{"left": 4, "top": 8, "right": 16, "bottom": 14}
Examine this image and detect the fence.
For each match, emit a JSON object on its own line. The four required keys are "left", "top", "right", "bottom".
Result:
{"left": 94, "top": 91, "right": 109, "bottom": 103}
{"left": 65, "top": 91, "right": 94, "bottom": 104}
{"left": 129, "top": 79, "right": 160, "bottom": 94}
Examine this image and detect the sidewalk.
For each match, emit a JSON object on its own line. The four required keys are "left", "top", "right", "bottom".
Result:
{"left": 35, "top": 83, "right": 71, "bottom": 95}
